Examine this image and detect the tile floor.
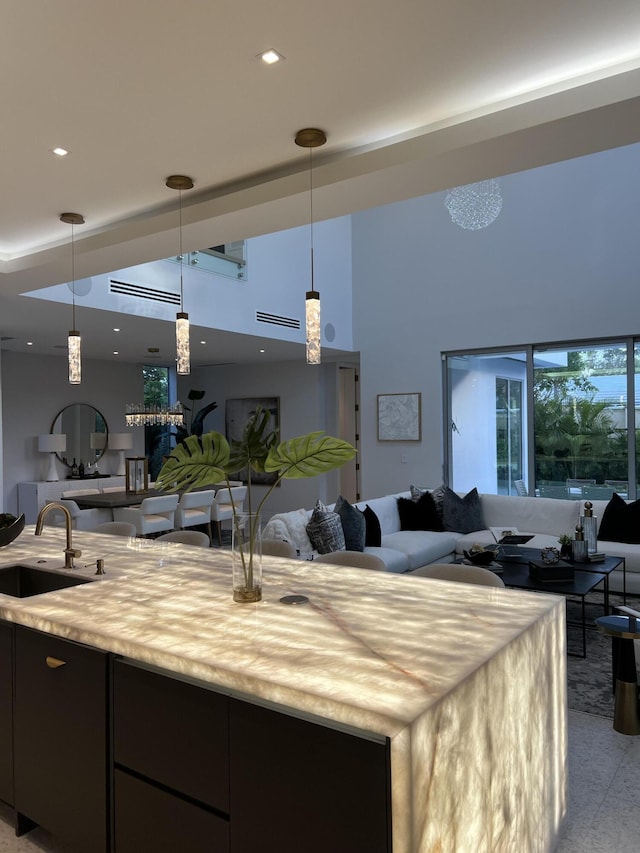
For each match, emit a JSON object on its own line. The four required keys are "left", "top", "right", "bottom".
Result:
{"left": 0, "top": 709, "right": 636, "bottom": 851}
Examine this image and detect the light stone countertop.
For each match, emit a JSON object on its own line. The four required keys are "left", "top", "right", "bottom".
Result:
{"left": 0, "top": 526, "right": 568, "bottom": 852}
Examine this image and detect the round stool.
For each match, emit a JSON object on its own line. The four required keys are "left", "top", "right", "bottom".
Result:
{"left": 596, "top": 614, "right": 640, "bottom": 735}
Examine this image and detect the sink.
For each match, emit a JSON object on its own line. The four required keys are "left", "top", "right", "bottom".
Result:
{"left": 0, "top": 565, "right": 91, "bottom": 598}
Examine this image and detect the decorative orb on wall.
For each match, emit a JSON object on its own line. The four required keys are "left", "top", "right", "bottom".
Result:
{"left": 444, "top": 179, "right": 503, "bottom": 230}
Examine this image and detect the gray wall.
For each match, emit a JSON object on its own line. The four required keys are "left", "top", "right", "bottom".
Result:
{"left": 352, "top": 143, "right": 640, "bottom": 499}
{"left": 1, "top": 352, "right": 144, "bottom": 514}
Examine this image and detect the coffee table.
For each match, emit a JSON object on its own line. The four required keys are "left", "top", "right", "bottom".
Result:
{"left": 497, "top": 546, "right": 625, "bottom": 613}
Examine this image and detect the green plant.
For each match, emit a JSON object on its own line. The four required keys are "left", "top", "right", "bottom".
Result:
{"left": 558, "top": 534, "right": 572, "bottom": 546}
{"left": 156, "top": 407, "right": 356, "bottom": 593}
{"left": 175, "top": 389, "right": 218, "bottom": 443}
{"left": 0, "top": 513, "right": 17, "bottom": 529}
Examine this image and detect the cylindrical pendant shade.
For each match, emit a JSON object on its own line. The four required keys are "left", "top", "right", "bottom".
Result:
{"left": 176, "top": 312, "right": 190, "bottom": 374}
{"left": 305, "top": 291, "right": 321, "bottom": 364}
{"left": 68, "top": 331, "right": 81, "bottom": 384}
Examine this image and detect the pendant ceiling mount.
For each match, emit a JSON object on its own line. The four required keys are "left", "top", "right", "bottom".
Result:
{"left": 59, "top": 212, "right": 85, "bottom": 226}
{"left": 294, "top": 128, "right": 327, "bottom": 149}
{"left": 165, "top": 175, "right": 194, "bottom": 191}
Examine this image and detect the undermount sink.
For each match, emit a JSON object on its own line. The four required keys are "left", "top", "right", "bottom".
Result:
{"left": 0, "top": 565, "right": 91, "bottom": 598}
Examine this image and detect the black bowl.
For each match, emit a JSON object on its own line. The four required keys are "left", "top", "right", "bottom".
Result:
{"left": 463, "top": 547, "right": 497, "bottom": 566}
{"left": 0, "top": 514, "right": 25, "bottom": 547}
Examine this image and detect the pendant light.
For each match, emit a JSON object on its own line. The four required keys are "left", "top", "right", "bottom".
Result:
{"left": 59, "top": 212, "right": 85, "bottom": 384}
{"left": 166, "top": 175, "right": 194, "bottom": 374}
{"left": 295, "top": 128, "right": 326, "bottom": 365}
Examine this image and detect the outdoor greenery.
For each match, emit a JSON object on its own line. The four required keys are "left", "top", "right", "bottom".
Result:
{"left": 534, "top": 348, "right": 629, "bottom": 484}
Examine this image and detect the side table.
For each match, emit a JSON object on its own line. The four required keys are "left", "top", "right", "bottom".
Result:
{"left": 595, "top": 613, "right": 640, "bottom": 735}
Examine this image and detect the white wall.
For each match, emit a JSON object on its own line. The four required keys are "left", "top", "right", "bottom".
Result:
{"left": 352, "top": 143, "right": 640, "bottom": 500}
{"left": 1, "top": 352, "right": 144, "bottom": 514}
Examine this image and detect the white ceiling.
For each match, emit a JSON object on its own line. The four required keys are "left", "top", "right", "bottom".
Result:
{"left": 2, "top": 0, "right": 640, "bottom": 366}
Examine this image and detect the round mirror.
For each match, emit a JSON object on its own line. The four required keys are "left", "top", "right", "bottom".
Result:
{"left": 50, "top": 404, "right": 109, "bottom": 469}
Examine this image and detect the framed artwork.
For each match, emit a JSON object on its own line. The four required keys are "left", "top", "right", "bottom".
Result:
{"left": 225, "top": 397, "right": 280, "bottom": 485}
{"left": 377, "top": 393, "right": 421, "bottom": 441}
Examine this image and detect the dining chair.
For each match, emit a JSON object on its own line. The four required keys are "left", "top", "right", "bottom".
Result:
{"left": 411, "top": 563, "right": 505, "bottom": 588}
{"left": 113, "top": 494, "right": 179, "bottom": 537}
{"left": 93, "top": 521, "right": 137, "bottom": 537}
{"left": 210, "top": 486, "right": 248, "bottom": 545}
{"left": 155, "top": 530, "right": 210, "bottom": 548}
{"left": 174, "top": 490, "right": 216, "bottom": 543}
{"left": 262, "top": 539, "right": 298, "bottom": 559}
{"left": 316, "top": 550, "right": 386, "bottom": 571}
{"left": 47, "top": 499, "right": 112, "bottom": 531}
{"left": 61, "top": 488, "right": 101, "bottom": 498}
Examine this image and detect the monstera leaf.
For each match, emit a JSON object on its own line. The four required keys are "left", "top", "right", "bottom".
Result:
{"left": 155, "top": 433, "right": 229, "bottom": 492}
{"left": 156, "top": 405, "right": 357, "bottom": 520}
{"left": 265, "top": 432, "right": 356, "bottom": 479}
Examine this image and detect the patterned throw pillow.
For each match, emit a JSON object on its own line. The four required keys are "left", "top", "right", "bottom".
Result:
{"left": 306, "top": 501, "right": 346, "bottom": 554}
{"left": 334, "top": 496, "right": 366, "bottom": 551}
{"left": 410, "top": 484, "right": 429, "bottom": 502}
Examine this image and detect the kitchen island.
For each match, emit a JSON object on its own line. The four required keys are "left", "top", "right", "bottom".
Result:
{"left": 0, "top": 526, "right": 567, "bottom": 852}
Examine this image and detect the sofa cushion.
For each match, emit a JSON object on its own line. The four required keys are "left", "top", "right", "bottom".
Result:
{"left": 598, "top": 493, "right": 640, "bottom": 544}
{"left": 262, "top": 508, "right": 313, "bottom": 553}
{"left": 362, "top": 505, "right": 382, "bottom": 547}
{"left": 363, "top": 546, "right": 411, "bottom": 574}
{"left": 382, "top": 530, "right": 458, "bottom": 570}
{"left": 443, "top": 487, "right": 485, "bottom": 534}
{"left": 334, "top": 496, "right": 366, "bottom": 551}
{"left": 306, "top": 502, "right": 346, "bottom": 554}
{"left": 397, "top": 493, "right": 443, "bottom": 531}
{"left": 480, "top": 493, "right": 580, "bottom": 537}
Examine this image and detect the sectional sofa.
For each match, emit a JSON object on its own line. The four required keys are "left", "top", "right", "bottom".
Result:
{"left": 262, "top": 489, "right": 637, "bottom": 594}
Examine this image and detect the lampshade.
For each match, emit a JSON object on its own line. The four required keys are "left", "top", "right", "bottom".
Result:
{"left": 109, "top": 432, "right": 134, "bottom": 476}
{"left": 109, "top": 433, "right": 134, "bottom": 451}
{"left": 38, "top": 434, "right": 67, "bottom": 454}
{"left": 38, "top": 434, "right": 66, "bottom": 482}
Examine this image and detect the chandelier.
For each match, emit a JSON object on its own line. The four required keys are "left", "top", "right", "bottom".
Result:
{"left": 125, "top": 402, "right": 184, "bottom": 427}
{"left": 444, "top": 179, "right": 503, "bottom": 230}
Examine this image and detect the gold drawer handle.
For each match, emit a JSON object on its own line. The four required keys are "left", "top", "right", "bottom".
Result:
{"left": 45, "top": 656, "right": 66, "bottom": 669}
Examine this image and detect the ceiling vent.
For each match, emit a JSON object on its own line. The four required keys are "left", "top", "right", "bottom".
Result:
{"left": 110, "top": 279, "right": 180, "bottom": 306}
{"left": 256, "top": 311, "right": 300, "bottom": 330}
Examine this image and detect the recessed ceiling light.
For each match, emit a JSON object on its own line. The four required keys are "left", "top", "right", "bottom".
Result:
{"left": 259, "top": 349, "right": 265, "bottom": 353}
{"left": 113, "top": 351, "right": 119, "bottom": 355}
{"left": 260, "top": 49, "right": 284, "bottom": 65}
{"left": 52, "top": 147, "right": 68, "bottom": 157}
{"left": 26, "top": 341, "right": 33, "bottom": 346}
{"left": 200, "top": 340, "right": 206, "bottom": 345}
{"left": 113, "top": 328, "right": 120, "bottom": 332}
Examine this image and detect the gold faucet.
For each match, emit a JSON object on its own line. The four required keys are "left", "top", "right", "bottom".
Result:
{"left": 35, "top": 503, "right": 82, "bottom": 569}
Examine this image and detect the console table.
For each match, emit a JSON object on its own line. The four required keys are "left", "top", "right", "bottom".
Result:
{"left": 17, "top": 478, "right": 126, "bottom": 523}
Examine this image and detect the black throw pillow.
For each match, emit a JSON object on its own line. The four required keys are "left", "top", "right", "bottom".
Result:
{"left": 334, "top": 495, "right": 366, "bottom": 551}
{"left": 362, "top": 505, "right": 382, "bottom": 547}
{"left": 442, "top": 487, "right": 485, "bottom": 534}
{"left": 598, "top": 492, "right": 640, "bottom": 544}
{"left": 397, "top": 492, "right": 443, "bottom": 531}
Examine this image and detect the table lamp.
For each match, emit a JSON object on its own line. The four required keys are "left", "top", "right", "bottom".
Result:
{"left": 109, "top": 433, "right": 134, "bottom": 476}
{"left": 38, "top": 434, "right": 67, "bottom": 482}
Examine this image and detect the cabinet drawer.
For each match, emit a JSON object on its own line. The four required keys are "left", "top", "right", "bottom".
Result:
{"left": 14, "top": 626, "right": 109, "bottom": 853}
{"left": 115, "top": 769, "right": 229, "bottom": 853}
{"left": 113, "top": 659, "right": 229, "bottom": 812}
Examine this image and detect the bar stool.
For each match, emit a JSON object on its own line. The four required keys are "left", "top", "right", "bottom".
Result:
{"left": 595, "top": 611, "right": 640, "bottom": 735}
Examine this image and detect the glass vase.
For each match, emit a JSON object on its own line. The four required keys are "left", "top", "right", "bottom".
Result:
{"left": 232, "top": 512, "right": 262, "bottom": 603}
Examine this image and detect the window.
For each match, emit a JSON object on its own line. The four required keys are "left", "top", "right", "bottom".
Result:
{"left": 444, "top": 338, "right": 636, "bottom": 500}
{"left": 143, "top": 365, "right": 171, "bottom": 480}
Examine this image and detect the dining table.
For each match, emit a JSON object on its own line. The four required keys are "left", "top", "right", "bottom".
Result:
{"left": 71, "top": 483, "right": 229, "bottom": 510}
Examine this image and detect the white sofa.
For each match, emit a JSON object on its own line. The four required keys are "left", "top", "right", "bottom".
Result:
{"left": 263, "top": 490, "right": 637, "bottom": 594}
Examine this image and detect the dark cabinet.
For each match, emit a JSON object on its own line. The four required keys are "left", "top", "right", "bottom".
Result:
{"left": 229, "top": 698, "right": 392, "bottom": 853}
{"left": 0, "top": 621, "right": 13, "bottom": 806}
{"left": 13, "top": 625, "right": 109, "bottom": 853}
{"left": 113, "top": 659, "right": 230, "bottom": 852}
